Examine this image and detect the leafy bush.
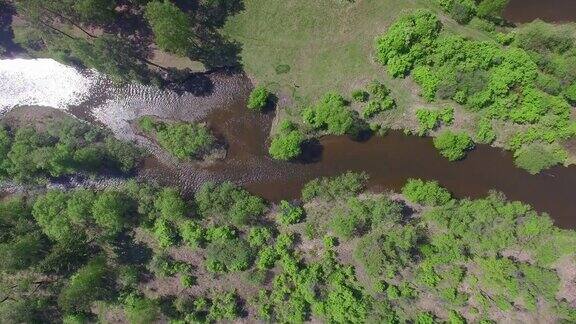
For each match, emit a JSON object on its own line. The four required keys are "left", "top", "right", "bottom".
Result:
{"left": 375, "top": 10, "right": 441, "bottom": 77}
{"left": 269, "top": 125, "right": 304, "bottom": 161}
{"left": 92, "top": 191, "right": 130, "bottom": 236}
{"left": 278, "top": 200, "right": 304, "bottom": 225}
{"left": 247, "top": 86, "right": 270, "bottom": 111}
{"left": 247, "top": 227, "right": 272, "bottom": 247}
{"left": 123, "top": 294, "right": 160, "bottom": 324}
{"left": 152, "top": 218, "right": 178, "bottom": 248}
{"left": 180, "top": 220, "right": 205, "bottom": 248}
{"left": 138, "top": 116, "right": 157, "bottom": 133}
{"left": 58, "top": 257, "right": 109, "bottom": 314}
{"left": 475, "top": 118, "right": 496, "bottom": 144}
{"left": 155, "top": 121, "right": 215, "bottom": 160}
{"left": 416, "top": 109, "right": 441, "bottom": 135}
{"left": 354, "top": 225, "right": 420, "bottom": 278}
{"left": 351, "top": 90, "right": 368, "bottom": 102}
{"left": 301, "top": 172, "right": 368, "bottom": 202}
{"left": 433, "top": 131, "right": 474, "bottom": 161}
{"left": 514, "top": 143, "right": 566, "bottom": 174}
{"left": 302, "top": 92, "right": 355, "bottom": 135}
{"left": 564, "top": 82, "right": 576, "bottom": 104}
{"left": 195, "top": 182, "right": 266, "bottom": 226}
{"left": 207, "top": 291, "right": 240, "bottom": 322}
{"left": 205, "top": 239, "right": 253, "bottom": 273}
{"left": 402, "top": 179, "right": 452, "bottom": 206}
{"left": 144, "top": 0, "right": 193, "bottom": 55}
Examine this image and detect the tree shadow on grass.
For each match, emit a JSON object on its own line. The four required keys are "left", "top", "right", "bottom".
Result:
{"left": 113, "top": 232, "right": 153, "bottom": 265}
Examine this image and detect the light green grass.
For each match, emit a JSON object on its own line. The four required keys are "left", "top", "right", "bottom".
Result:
{"left": 222, "top": 0, "right": 492, "bottom": 133}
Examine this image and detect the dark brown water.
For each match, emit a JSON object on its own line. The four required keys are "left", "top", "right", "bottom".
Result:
{"left": 504, "top": 0, "right": 576, "bottom": 23}
{"left": 17, "top": 64, "right": 565, "bottom": 228}
{"left": 117, "top": 84, "right": 576, "bottom": 229}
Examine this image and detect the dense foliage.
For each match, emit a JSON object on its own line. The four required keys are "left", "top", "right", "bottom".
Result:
{"left": 303, "top": 92, "right": 355, "bottom": 135}
{"left": 376, "top": 10, "right": 576, "bottom": 172}
{"left": 138, "top": 117, "right": 216, "bottom": 160}
{"left": 10, "top": 0, "right": 241, "bottom": 82}
{"left": 268, "top": 120, "right": 304, "bottom": 160}
{"left": 0, "top": 170, "right": 574, "bottom": 322}
{"left": 0, "top": 118, "right": 139, "bottom": 183}
{"left": 247, "top": 85, "right": 270, "bottom": 111}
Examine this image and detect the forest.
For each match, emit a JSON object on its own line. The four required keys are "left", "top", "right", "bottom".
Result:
{"left": 0, "top": 115, "right": 573, "bottom": 324}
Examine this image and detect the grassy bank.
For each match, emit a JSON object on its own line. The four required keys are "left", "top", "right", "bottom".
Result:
{"left": 223, "top": 0, "right": 488, "bottom": 123}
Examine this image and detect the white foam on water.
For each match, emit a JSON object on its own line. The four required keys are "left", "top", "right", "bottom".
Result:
{"left": 0, "top": 58, "right": 96, "bottom": 112}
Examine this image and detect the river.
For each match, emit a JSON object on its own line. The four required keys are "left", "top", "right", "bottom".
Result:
{"left": 504, "top": 0, "right": 576, "bottom": 23}
{"left": 1, "top": 3, "right": 576, "bottom": 228}
{"left": 1, "top": 58, "right": 576, "bottom": 228}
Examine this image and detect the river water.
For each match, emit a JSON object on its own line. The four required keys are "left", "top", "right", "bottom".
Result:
{"left": 504, "top": 0, "right": 576, "bottom": 23}
{"left": 1, "top": 58, "right": 576, "bottom": 228}
{"left": 2, "top": 2, "right": 576, "bottom": 228}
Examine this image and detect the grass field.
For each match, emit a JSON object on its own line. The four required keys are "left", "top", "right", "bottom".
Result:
{"left": 222, "top": 0, "right": 491, "bottom": 132}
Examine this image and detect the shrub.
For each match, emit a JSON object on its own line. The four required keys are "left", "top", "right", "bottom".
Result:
{"left": 138, "top": 116, "right": 157, "bottom": 133}
{"left": 375, "top": 10, "right": 441, "bottom": 77}
{"left": 439, "top": 106, "right": 455, "bottom": 125}
{"left": 564, "top": 83, "right": 576, "bottom": 104}
{"left": 351, "top": 90, "right": 368, "bottom": 102}
{"left": 269, "top": 129, "right": 303, "bottom": 160}
{"left": 433, "top": 131, "right": 474, "bottom": 161}
{"left": 450, "top": 0, "right": 476, "bottom": 24}
{"left": 123, "top": 294, "right": 160, "bottom": 324}
{"left": 256, "top": 246, "right": 278, "bottom": 269}
{"left": 205, "top": 238, "right": 253, "bottom": 272}
{"left": 152, "top": 218, "right": 178, "bottom": 248}
{"left": 195, "top": 182, "right": 265, "bottom": 226}
{"left": 277, "top": 200, "right": 304, "bottom": 225}
{"left": 58, "top": 257, "right": 109, "bottom": 314}
{"left": 156, "top": 122, "right": 215, "bottom": 160}
{"left": 91, "top": 191, "right": 130, "bottom": 236}
{"left": 180, "top": 220, "right": 205, "bottom": 248}
{"left": 514, "top": 143, "right": 566, "bottom": 174}
{"left": 247, "top": 86, "right": 270, "bottom": 111}
{"left": 154, "top": 187, "right": 186, "bottom": 220}
{"left": 354, "top": 225, "right": 419, "bottom": 278}
{"left": 416, "top": 109, "right": 440, "bottom": 135}
{"left": 207, "top": 291, "right": 240, "bottom": 322}
{"left": 301, "top": 172, "right": 368, "bottom": 202}
{"left": 475, "top": 118, "right": 496, "bottom": 144}
{"left": 302, "top": 92, "right": 355, "bottom": 135}
{"left": 144, "top": 0, "right": 193, "bottom": 55}
{"left": 402, "top": 179, "right": 452, "bottom": 206}
{"left": 180, "top": 274, "right": 196, "bottom": 288}
{"left": 247, "top": 227, "right": 272, "bottom": 247}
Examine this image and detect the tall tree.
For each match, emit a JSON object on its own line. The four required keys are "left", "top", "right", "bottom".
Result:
{"left": 144, "top": 0, "right": 194, "bottom": 55}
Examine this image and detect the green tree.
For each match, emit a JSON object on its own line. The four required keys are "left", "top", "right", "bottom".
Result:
{"left": 91, "top": 191, "right": 130, "bottom": 236}
{"left": 269, "top": 129, "right": 303, "bottom": 160}
{"left": 477, "top": 0, "right": 509, "bottom": 18}
{"left": 144, "top": 0, "right": 194, "bottom": 56}
{"left": 433, "top": 131, "right": 474, "bottom": 161}
{"left": 73, "top": 0, "right": 116, "bottom": 24}
{"left": 247, "top": 86, "right": 270, "bottom": 111}
{"left": 58, "top": 257, "right": 110, "bottom": 314}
